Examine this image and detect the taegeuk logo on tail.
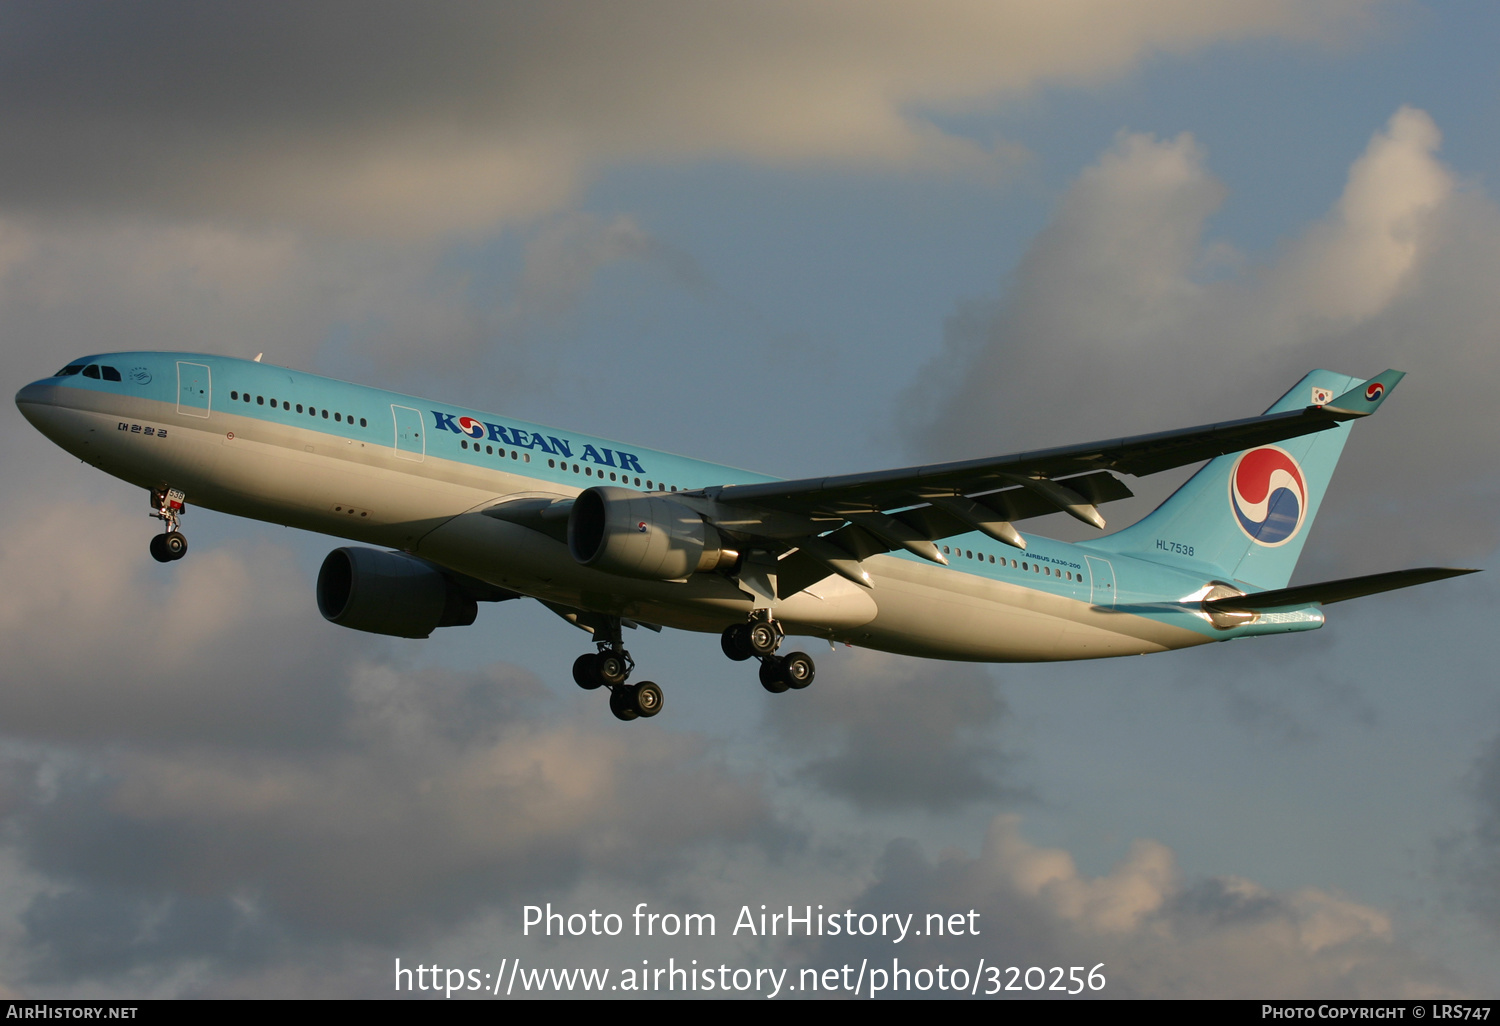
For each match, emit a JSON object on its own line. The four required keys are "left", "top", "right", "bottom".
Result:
{"left": 1229, "top": 446, "right": 1308, "bottom": 547}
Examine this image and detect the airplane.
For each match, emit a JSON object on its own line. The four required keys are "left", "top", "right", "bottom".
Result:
{"left": 15, "top": 354, "right": 1475, "bottom": 721}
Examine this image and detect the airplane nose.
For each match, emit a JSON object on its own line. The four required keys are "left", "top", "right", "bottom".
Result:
{"left": 14, "top": 379, "right": 62, "bottom": 434}
{"left": 15, "top": 379, "right": 53, "bottom": 408}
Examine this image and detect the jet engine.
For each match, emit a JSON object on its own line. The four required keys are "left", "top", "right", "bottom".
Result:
{"left": 568, "top": 486, "right": 738, "bottom": 580}
{"left": 317, "top": 547, "right": 478, "bottom": 638}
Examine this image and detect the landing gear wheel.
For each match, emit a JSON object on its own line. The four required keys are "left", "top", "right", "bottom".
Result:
{"left": 748, "top": 621, "right": 780, "bottom": 657}
{"left": 759, "top": 656, "right": 790, "bottom": 694}
{"left": 163, "top": 532, "right": 187, "bottom": 560}
{"left": 632, "top": 681, "right": 664, "bottom": 718}
{"left": 609, "top": 686, "right": 640, "bottom": 721}
{"left": 721, "top": 623, "right": 754, "bottom": 661}
{"left": 781, "top": 651, "right": 815, "bottom": 690}
{"left": 573, "top": 653, "right": 603, "bottom": 690}
{"left": 595, "top": 651, "right": 630, "bottom": 686}
{"left": 149, "top": 533, "right": 172, "bottom": 563}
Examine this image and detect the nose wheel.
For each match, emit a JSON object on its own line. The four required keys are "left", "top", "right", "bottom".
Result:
{"left": 148, "top": 487, "right": 189, "bottom": 562}
{"left": 721, "top": 618, "right": 816, "bottom": 694}
{"left": 149, "top": 531, "right": 188, "bottom": 563}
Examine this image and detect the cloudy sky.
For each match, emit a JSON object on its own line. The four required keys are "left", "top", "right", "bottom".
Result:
{"left": 3, "top": 0, "right": 1498, "bottom": 999}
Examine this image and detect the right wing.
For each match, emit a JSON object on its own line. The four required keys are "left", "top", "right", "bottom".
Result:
{"left": 685, "top": 371, "right": 1404, "bottom": 592}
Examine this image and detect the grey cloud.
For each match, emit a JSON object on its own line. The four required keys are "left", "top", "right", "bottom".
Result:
{"left": 802, "top": 815, "right": 1460, "bottom": 998}
{"left": 0, "top": 208, "right": 706, "bottom": 405}
{"left": 0, "top": 218, "right": 484, "bottom": 387}
{"left": 765, "top": 650, "right": 1017, "bottom": 811}
{"left": 1451, "top": 729, "right": 1500, "bottom": 935}
{"left": 517, "top": 212, "right": 711, "bottom": 325}
{"left": 22, "top": 889, "right": 281, "bottom": 985}
{"left": 5, "top": 659, "right": 778, "bottom": 985}
{"left": 0, "top": 500, "right": 354, "bottom": 746}
{"left": 1157, "top": 632, "right": 1380, "bottom": 744}
{"left": 0, "top": 2, "right": 1369, "bottom": 236}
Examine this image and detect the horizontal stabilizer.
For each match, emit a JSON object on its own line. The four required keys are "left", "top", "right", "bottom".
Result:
{"left": 1204, "top": 567, "right": 1478, "bottom": 613}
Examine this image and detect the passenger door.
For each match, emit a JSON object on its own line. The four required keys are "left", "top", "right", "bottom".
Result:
{"left": 391, "top": 405, "right": 425, "bottom": 461}
{"left": 175, "top": 361, "right": 211, "bottom": 418}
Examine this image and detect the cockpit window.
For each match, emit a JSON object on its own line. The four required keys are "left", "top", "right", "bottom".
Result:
{"left": 55, "top": 365, "right": 84, "bottom": 376}
{"left": 101, "top": 366, "right": 121, "bottom": 381}
{"left": 82, "top": 365, "right": 101, "bottom": 379}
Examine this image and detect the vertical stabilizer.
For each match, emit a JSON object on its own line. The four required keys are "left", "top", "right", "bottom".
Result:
{"left": 1085, "top": 370, "right": 1369, "bottom": 591}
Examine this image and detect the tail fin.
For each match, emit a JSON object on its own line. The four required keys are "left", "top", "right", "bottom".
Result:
{"left": 1087, "top": 370, "right": 1399, "bottom": 590}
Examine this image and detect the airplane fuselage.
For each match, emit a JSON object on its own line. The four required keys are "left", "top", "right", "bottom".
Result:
{"left": 16, "top": 352, "right": 1324, "bottom": 665}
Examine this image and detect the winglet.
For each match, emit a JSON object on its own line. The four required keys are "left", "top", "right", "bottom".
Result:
{"left": 1321, "top": 369, "right": 1405, "bottom": 416}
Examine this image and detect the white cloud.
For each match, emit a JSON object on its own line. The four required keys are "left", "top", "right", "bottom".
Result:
{"left": 904, "top": 106, "right": 1500, "bottom": 569}
{"left": 1270, "top": 106, "right": 1453, "bottom": 327}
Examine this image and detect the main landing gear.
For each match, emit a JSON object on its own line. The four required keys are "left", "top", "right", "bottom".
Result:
{"left": 721, "top": 616, "right": 816, "bottom": 694}
{"left": 148, "top": 487, "right": 189, "bottom": 563}
{"left": 572, "top": 620, "right": 664, "bottom": 722}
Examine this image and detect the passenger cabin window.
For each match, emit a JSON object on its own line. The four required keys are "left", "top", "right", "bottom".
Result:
{"left": 82, "top": 365, "right": 100, "bottom": 379}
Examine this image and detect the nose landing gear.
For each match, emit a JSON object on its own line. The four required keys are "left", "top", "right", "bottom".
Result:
{"left": 148, "top": 487, "right": 189, "bottom": 563}
{"left": 722, "top": 616, "right": 816, "bottom": 694}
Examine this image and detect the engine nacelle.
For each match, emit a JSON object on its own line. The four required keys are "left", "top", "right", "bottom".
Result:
{"left": 316, "top": 547, "right": 477, "bottom": 639}
{"left": 568, "top": 486, "right": 737, "bottom": 580}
